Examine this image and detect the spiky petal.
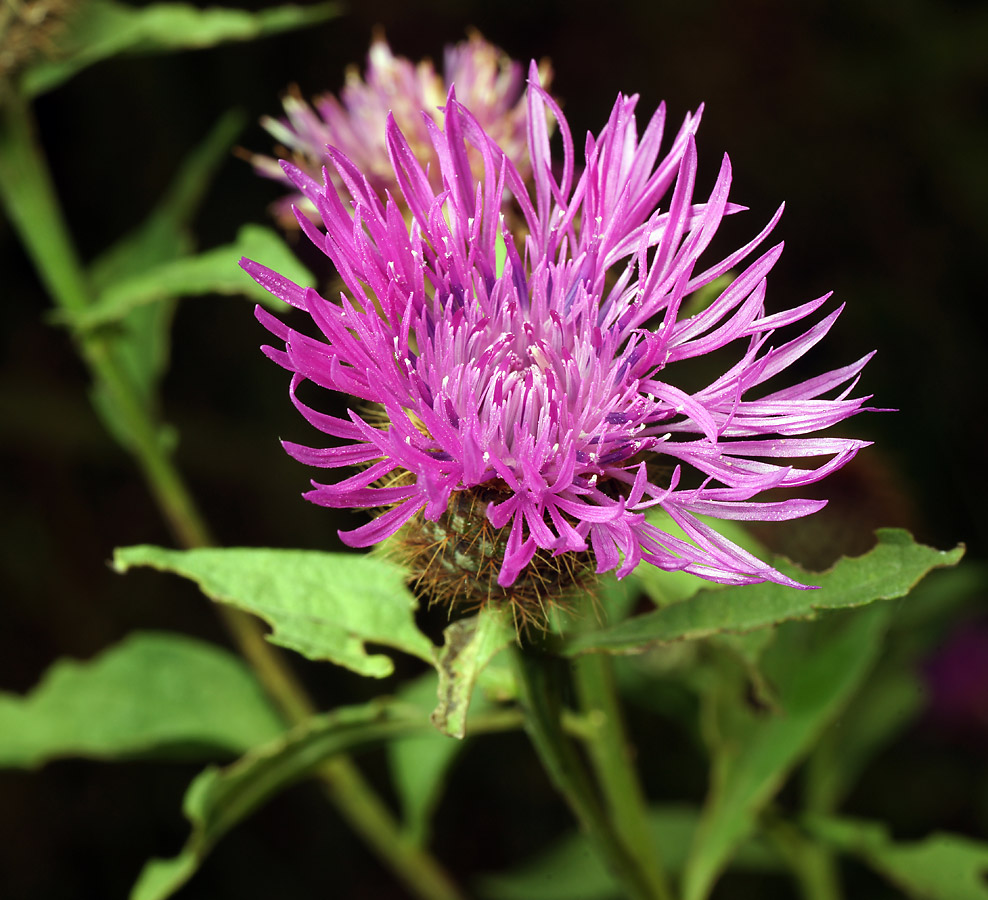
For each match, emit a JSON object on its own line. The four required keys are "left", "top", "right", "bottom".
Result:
{"left": 250, "top": 31, "right": 549, "bottom": 223}
{"left": 244, "top": 65, "right": 874, "bottom": 591}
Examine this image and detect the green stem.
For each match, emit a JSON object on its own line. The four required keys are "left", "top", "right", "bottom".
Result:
{"left": 0, "top": 86, "right": 464, "bottom": 900}
{"left": 512, "top": 644, "right": 664, "bottom": 900}
{"left": 573, "top": 651, "right": 674, "bottom": 900}
{"left": 766, "top": 818, "right": 842, "bottom": 900}
{"left": 798, "top": 742, "right": 844, "bottom": 900}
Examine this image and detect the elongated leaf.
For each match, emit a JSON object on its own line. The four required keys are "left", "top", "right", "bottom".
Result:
{"left": 73, "top": 225, "right": 311, "bottom": 330}
{"left": 806, "top": 662, "right": 925, "bottom": 814}
{"left": 89, "top": 109, "right": 246, "bottom": 293}
{"left": 806, "top": 815, "right": 988, "bottom": 900}
{"left": 566, "top": 530, "right": 964, "bottom": 656}
{"left": 431, "top": 605, "right": 515, "bottom": 738}
{"left": 806, "top": 563, "right": 986, "bottom": 814}
{"left": 131, "top": 700, "right": 427, "bottom": 900}
{"left": 476, "top": 805, "right": 780, "bottom": 900}
{"left": 83, "top": 111, "right": 247, "bottom": 449}
{"left": 388, "top": 672, "right": 487, "bottom": 844}
{"left": 114, "top": 546, "right": 434, "bottom": 677}
{"left": 0, "top": 632, "right": 283, "bottom": 767}
{"left": 22, "top": 0, "right": 339, "bottom": 97}
{"left": 681, "top": 604, "right": 892, "bottom": 900}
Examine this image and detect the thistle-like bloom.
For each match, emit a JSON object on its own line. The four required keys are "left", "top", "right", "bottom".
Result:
{"left": 243, "top": 65, "right": 873, "bottom": 602}
{"left": 250, "top": 32, "right": 548, "bottom": 223}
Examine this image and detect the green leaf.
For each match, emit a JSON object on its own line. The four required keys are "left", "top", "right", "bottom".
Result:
{"left": 805, "top": 563, "right": 986, "bottom": 813}
{"left": 565, "top": 530, "right": 964, "bottom": 656}
{"left": 0, "top": 632, "right": 283, "bottom": 768}
{"left": 70, "top": 225, "right": 312, "bottom": 330}
{"left": 806, "top": 815, "right": 988, "bottom": 900}
{"left": 805, "top": 662, "right": 925, "bottom": 814}
{"left": 681, "top": 604, "right": 892, "bottom": 900}
{"left": 476, "top": 805, "right": 781, "bottom": 900}
{"left": 21, "top": 0, "right": 340, "bottom": 97}
{"left": 82, "top": 111, "right": 247, "bottom": 448}
{"left": 131, "top": 700, "right": 428, "bottom": 900}
{"left": 431, "top": 605, "right": 515, "bottom": 738}
{"left": 113, "top": 546, "right": 435, "bottom": 677}
{"left": 89, "top": 109, "right": 246, "bottom": 293}
{"left": 388, "top": 672, "right": 485, "bottom": 844}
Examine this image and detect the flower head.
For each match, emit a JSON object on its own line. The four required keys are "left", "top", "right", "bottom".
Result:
{"left": 243, "top": 65, "right": 873, "bottom": 613}
{"left": 249, "top": 31, "right": 549, "bottom": 224}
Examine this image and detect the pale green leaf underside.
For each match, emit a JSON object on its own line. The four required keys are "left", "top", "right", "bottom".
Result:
{"left": 0, "top": 632, "right": 283, "bottom": 768}
{"left": 566, "top": 529, "right": 964, "bottom": 655}
{"left": 807, "top": 815, "right": 988, "bottom": 900}
{"left": 22, "top": 0, "right": 339, "bottom": 97}
{"left": 113, "top": 546, "right": 435, "bottom": 677}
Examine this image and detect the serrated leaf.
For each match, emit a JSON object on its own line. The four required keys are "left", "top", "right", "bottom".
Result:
{"left": 131, "top": 700, "right": 427, "bottom": 900}
{"left": 0, "top": 632, "right": 283, "bottom": 768}
{"left": 806, "top": 815, "right": 988, "bottom": 900}
{"left": 476, "top": 805, "right": 780, "bottom": 900}
{"left": 71, "top": 225, "right": 312, "bottom": 331}
{"left": 114, "top": 546, "right": 434, "bottom": 677}
{"left": 565, "top": 530, "right": 964, "bottom": 656}
{"left": 21, "top": 0, "right": 339, "bottom": 97}
{"left": 681, "top": 604, "right": 892, "bottom": 900}
{"left": 431, "top": 605, "right": 515, "bottom": 739}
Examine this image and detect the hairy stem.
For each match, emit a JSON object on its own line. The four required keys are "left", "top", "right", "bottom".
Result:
{"left": 0, "top": 86, "right": 464, "bottom": 900}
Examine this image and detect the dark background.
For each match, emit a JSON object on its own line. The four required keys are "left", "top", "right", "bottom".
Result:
{"left": 2, "top": 0, "right": 986, "bottom": 897}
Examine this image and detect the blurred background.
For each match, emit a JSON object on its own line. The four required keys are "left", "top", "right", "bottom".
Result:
{"left": 2, "top": 0, "right": 986, "bottom": 896}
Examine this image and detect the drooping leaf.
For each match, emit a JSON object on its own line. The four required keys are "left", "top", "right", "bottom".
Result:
{"left": 431, "top": 604, "right": 515, "bottom": 739}
{"left": 0, "top": 632, "right": 283, "bottom": 767}
{"left": 130, "top": 700, "right": 429, "bottom": 900}
{"left": 806, "top": 815, "right": 988, "bottom": 900}
{"left": 21, "top": 0, "right": 340, "bottom": 97}
{"left": 475, "top": 805, "right": 780, "bottom": 900}
{"left": 73, "top": 225, "right": 312, "bottom": 330}
{"left": 113, "top": 546, "right": 434, "bottom": 677}
{"left": 681, "top": 604, "right": 892, "bottom": 900}
{"left": 565, "top": 530, "right": 964, "bottom": 656}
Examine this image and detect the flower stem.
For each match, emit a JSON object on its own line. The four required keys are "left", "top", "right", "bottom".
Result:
{"left": 573, "top": 651, "right": 674, "bottom": 900}
{"left": 0, "top": 86, "right": 465, "bottom": 900}
{"left": 512, "top": 643, "right": 667, "bottom": 900}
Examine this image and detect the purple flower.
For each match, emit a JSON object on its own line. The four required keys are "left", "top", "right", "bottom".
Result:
{"left": 249, "top": 32, "right": 549, "bottom": 224}
{"left": 243, "top": 66, "right": 873, "bottom": 596}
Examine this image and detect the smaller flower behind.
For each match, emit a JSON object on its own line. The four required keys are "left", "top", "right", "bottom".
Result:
{"left": 243, "top": 65, "right": 875, "bottom": 626}
{"left": 247, "top": 30, "right": 549, "bottom": 226}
